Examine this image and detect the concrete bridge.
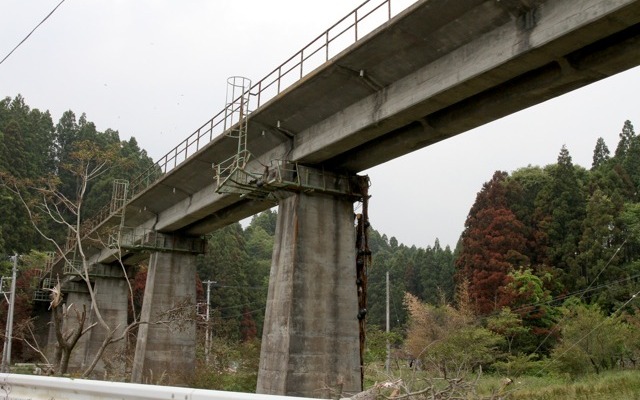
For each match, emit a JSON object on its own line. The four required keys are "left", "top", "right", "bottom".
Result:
{"left": 36, "top": 0, "right": 640, "bottom": 397}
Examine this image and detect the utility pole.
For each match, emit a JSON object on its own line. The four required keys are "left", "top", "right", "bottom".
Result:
{"left": 202, "top": 280, "right": 216, "bottom": 364}
{"left": 1, "top": 254, "right": 18, "bottom": 372}
{"left": 385, "top": 270, "right": 390, "bottom": 374}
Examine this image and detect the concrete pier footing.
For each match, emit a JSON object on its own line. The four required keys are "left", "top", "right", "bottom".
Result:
{"left": 256, "top": 192, "right": 361, "bottom": 398}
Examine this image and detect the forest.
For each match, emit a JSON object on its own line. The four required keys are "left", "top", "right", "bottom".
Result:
{"left": 1, "top": 94, "right": 640, "bottom": 398}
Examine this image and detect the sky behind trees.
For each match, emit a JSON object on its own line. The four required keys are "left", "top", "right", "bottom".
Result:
{"left": 1, "top": 0, "right": 639, "bottom": 248}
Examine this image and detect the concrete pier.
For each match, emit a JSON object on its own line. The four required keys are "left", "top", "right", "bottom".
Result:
{"left": 131, "top": 251, "right": 197, "bottom": 385}
{"left": 256, "top": 192, "right": 361, "bottom": 398}
{"left": 38, "top": 0, "right": 640, "bottom": 392}
{"left": 54, "top": 265, "right": 129, "bottom": 377}
{"left": 82, "top": 264, "right": 129, "bottom": 377}
{"left": 61, "top": 284, "right": 92, "bottom": 371}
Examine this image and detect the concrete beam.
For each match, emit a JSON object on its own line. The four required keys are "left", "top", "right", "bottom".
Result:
{"left": 113, "top": 0, "right": 640, "bottom": 238}
{"left": 290, "top": 0, "right": 640, "bottom": 169}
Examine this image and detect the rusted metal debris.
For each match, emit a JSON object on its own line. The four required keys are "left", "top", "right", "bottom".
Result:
{"left": 354, "top": 176, "right": 371, "bottom": 391}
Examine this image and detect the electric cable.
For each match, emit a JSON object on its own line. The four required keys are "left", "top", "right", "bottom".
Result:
{"left": 529, "top": 239, "right": 627, "bottom": 355}
{"left": 0, "top": 0, "right": 67, "bottom": 67}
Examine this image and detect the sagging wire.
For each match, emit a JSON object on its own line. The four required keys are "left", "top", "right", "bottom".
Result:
{"left": 0, "top": 0, "right": 67, "bottom": 66}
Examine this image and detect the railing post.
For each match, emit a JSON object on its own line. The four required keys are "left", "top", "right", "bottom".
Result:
{"left": 355, "top": 9, "right": 359, "bottom": 41}
{"left": 277, "top": 66, "right": 282, "bottom": 94}
{"left": 325, "top": 31, "right": 329, "bottom": 61}
{"left": 257, "top": 81, "right": 263, "bottom": 108}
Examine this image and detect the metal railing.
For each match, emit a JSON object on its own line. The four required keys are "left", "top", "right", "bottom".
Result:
{"left": 127, "top": 0, "right": 408, "bottom": 198}
{"left": 69, "top": 0, "right": 414, "bottom": 253}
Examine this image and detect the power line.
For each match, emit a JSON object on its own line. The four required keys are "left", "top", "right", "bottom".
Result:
{"left": 208, "top": 307, "right": 265, "bottom": 321}
{"left": 529, "top": 239, "right": 627, "bottom": 356}
{"left": 525, "top": 288, "right": 640, "bottom": 387}
{"left": 0, "top": 0, "right": 67, "bottom": 67}
{"left": 209, "top": 301, "right": 264, "bottom": 313}
{"left": 511, "top": 272, "right": 640, "bottom": 316}
{"left": 210, "top": 284, "right": 265, "bottom": 290}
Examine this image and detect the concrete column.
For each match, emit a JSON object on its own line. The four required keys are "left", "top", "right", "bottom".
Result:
{"left": 131, "top": 251, "right": 196, "bottom": 385}
{"left": 62, "top": 287, "right": 92, "bottom": 371}
{"left": 53, "top": 265, "right": 128, "bottom": 377}
{"left": 256, "top": 192, "right": 361, "bottom": 398}
{"left": 81, "top": 264, "right": 129, "bottom": 378}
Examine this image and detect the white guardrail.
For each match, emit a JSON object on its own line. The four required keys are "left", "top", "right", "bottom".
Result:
{"left": 0, "top": 373, "right": 320, "bottom": 400}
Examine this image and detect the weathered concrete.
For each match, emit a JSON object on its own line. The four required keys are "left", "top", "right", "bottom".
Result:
{"left": 131, "top": 252, "right": 197, "bottom": 385}
{"left": 50, "top": 266, "right": 128, "bottom": 377}
{"left": 114, "top": 0, "right": 640, "bottom": 240}
{"left": 81, "top": 264, "right": 129, "bottom": 378}
{"left": 50, "top": 0, "right": 640, "bottom": 391}
{"left": 257, "top": 192, "right": 360, "bottom": 398}
{"left": 74, "top": 0, "right": 640, "bottom": 268}
{"left": 61, "top": 285, "right": 92, "bottom": 371}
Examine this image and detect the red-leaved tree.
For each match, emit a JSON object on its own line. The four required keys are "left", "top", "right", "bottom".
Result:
{"left": 456, "top": 171, "right": 529, "bottom": 315}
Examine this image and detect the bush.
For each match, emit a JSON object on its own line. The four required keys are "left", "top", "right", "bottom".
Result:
{"left": 551, "top": 301, "right": 628, "bottom": 377}
{"left": 493, "top": 354, "right": 549, "bottom": 377}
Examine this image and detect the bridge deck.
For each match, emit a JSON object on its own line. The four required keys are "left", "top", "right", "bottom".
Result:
{"left": 67, "top": 0, "right": 640, "bottom": 266}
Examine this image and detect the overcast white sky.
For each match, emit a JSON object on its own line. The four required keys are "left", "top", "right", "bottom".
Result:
{"left": 1, "top": 1, "right": 639, "bottom": 249}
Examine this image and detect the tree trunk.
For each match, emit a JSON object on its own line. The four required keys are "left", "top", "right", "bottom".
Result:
{"left": 59, "top": 348, "right": 71, "bottom": 375}
{"left": 51, "top": 303, "right": 88, "bottom": 376}
{"left": 342, "top": 380, "right": 403, "bottom": 400}
{"left": 53, "top": 345, "right": 62, "bottom": 371}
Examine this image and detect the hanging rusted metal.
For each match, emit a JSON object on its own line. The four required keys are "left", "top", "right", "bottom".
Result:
{"left": 354, "top": 176, "right": 371, "bottom": 390}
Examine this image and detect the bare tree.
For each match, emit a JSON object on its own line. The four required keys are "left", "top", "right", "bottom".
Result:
{"left": 0, "top": 140, "right": 141, "bottom": 376}
{"left": 338, "top": 370, "right": 514, "bottom": 399}
{"left": 48, "top": 284, "right": 94, "bottom": 374}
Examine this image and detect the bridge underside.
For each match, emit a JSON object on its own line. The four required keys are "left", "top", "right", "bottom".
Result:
{"left": 57, "top": 0, "right": 640, "bottom": 394}
{"left": 101, "top": 0, "right": 640, "bottom": 241}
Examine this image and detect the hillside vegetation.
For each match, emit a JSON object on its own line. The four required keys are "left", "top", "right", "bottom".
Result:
{"left": 1, "top": 95, "right": 640, "bottom": 397}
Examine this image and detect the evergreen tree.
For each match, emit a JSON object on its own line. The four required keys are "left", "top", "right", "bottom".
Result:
{"left": 416, "top": 239, "right": 455, "bottom": 305}
{"left": 0, "top": 96, "right": 56, "bottom": 253}
{"left": 622, "top": 134, "right": 640, "bottom": 200}
{"left": 576, "top": 189, "right": 622, "bottom": 292}
{"left": 196, "top": 223, "right": 255, "bottom": 339}
{"left": 534, "top": 146, "right": 587, "bottom": 293}
{"left": 247, "top": 209, "right": 278, "bottom": 236}
{"left": 507, "top": 166, "right": 551, "bottom": 267}
{"left": 367, "top": 246, "right": 408, "bottom": 330}
{"left": 592, "top": 137, "right": 610, "bottom": 170}
{"left": 614, "top": 120, "right": 635, "bottom": 160}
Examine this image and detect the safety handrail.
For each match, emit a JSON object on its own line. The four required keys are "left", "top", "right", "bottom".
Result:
{"left": 76, "top": 0, "right": 411, "bottom": 246}
{"left": 128, "top": 0, "right": 401, "bottom": 200}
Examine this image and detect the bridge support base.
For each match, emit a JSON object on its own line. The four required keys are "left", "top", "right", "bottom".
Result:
{"left": 131, "top": 252, "right": 196, "bottom": 385}
{"left": 256, "top": 191, "right": 361, "bottom": 398}
{"left": 84, "top": 266, "right": 129, "bottom": 378}
{"left": 47, "top": 264, "right": 128, "bottom": 377}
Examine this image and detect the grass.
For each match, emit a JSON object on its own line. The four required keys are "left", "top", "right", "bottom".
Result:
{"left": 505, "top": 370, "right": 640, "bottom": 400}
{"left": 365, "top": 363, "right": 640, "bottom": 399}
